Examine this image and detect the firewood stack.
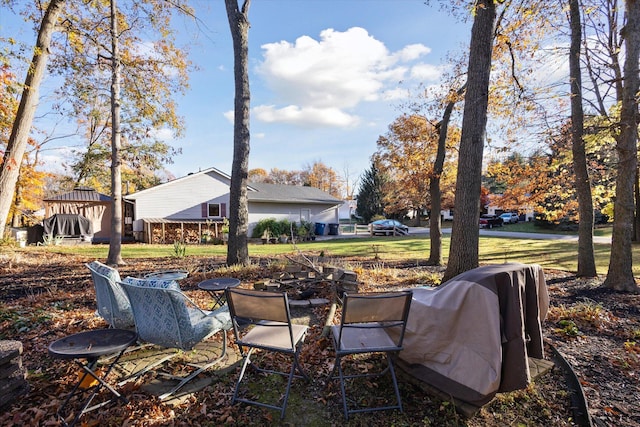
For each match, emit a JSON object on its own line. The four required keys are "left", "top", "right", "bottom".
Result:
{"left": 0, "top": 340, "right": 28, "bottom": 409}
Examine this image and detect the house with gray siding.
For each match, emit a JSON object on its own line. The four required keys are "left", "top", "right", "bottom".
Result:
{"left": 124, "top": 167, "right": 342, "bottom": 243}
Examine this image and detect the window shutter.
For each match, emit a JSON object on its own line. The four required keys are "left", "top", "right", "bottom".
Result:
{"left": 201, "top": 203, "right": 207, "bottom": 217}
{"left": 221, "top": 203, "right": 227, "bottom": 217}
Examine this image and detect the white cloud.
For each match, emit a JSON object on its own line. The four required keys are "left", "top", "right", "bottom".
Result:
{"left": 149, "top": 127, "right": 174, "bottom": 141}
{"left": 410, "top": 63, "right": 443, "bottom": 81}
{"left": 254, "top": 27, "right": 438, "bottom": 128}
{"left": 393, "top": 44, "right": 432, "bottom": 62}
{"left": 253, "top": 105, "right": 359, "bottom": 127}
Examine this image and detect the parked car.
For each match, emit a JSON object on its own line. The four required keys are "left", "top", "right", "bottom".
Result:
{"left": 479, "top": 214, "right": 503, "bottom": 229}
{"left": 500, "top": 212, "right": 519, "bottom": 224}
{"left": 368, "top": 219, "right": 409, "bottom": 236}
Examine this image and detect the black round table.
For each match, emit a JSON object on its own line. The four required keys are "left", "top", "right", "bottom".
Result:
{"left": 198, "top": 277, "right": 241, "bottom": 308}
{"left": 49, "top": 329, "right": 138, "bottom": 427}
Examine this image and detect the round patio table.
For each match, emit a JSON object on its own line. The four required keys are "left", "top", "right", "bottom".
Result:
{"left": 144, "top": 269, "right": 189, "bottom": 281}
{"left": 49, "top": 329, "right": 138, "bottom": 427}
{"left": 198, "top": 277, "right": 241, "bottom": 308}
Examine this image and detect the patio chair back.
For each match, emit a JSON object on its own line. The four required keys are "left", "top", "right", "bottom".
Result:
{"left": 225, "top": 287, "right": 309, "bottom": 418}
{"left": 120, "top": 277, "right": 231, "bottom": 350}
{"left": 335, "top": 290, "right": 412, "bottom": 353}
{"left": 86, "top": 261, "right": 134, "bottom": 329}
{"left": 331, "top": 290, "right": 413, "bottom": 419}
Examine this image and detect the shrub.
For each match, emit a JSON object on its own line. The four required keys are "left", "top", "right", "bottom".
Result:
{"left": 252, "top": 218, "right": 280, "bottom": 238}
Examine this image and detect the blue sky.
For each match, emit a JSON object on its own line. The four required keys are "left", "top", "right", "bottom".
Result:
{"left": 2, "top": 0, "right": 472, "bottom": 184}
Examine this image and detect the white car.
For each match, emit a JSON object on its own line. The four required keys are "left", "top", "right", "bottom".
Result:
{"left": 499, "top": 212, "right": 519, "bottom": 224}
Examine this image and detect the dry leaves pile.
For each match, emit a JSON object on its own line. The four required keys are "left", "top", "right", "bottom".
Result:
{"left": 1, "top": 250, "right": 638, "bottom": 426}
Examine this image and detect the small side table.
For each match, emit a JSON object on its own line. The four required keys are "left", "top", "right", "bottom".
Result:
{"left": 198, "top": 277, "right": 241, "bottom": 308}
{"left": 144, "top": 269, "right": 189, "bottom": 281}
{"left": 48, "top": 329, "right": 138, "bottom": 427}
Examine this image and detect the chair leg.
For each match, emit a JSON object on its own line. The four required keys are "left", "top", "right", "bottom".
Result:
{"left": 232, "top": 345, "right": 254, "bottom": 405}
{"left": 232, "top": 346, "right": 307, "bottom": 419}
{"left": 387, "top": 353, "right": 403, "bottom": 413}
{"left": 158, "top": 332, "right": 228, "bottom": 401}
{"left": 335, "top": 356, "right": 350, "bottom": 420}
{"left": 331, "top": 352, "right": 403, "bottom": 419}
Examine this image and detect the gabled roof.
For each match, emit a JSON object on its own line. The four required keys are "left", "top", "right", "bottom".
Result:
{"left": 44, "top": 187, "right": 111, "bottom": 202}
{"left": 125, "top": 167, "right": 231, "bottom": 199}
{"left": 122, "top": 167, "right": 341, "bottom": 206}
{"left": 247, "top": 182, "right": 341, "bottom": 205}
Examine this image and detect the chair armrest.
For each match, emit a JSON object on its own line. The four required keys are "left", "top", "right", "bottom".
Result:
{"left": 204, "top": 305, "right": 232, "bottom": 330}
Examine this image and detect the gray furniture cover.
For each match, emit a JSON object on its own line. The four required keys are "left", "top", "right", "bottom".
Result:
{"left": 394, "top": 263, "right": 549, "bottom": 406}
{"left": 43, "top": 213, "right": 93, "bottom": 237}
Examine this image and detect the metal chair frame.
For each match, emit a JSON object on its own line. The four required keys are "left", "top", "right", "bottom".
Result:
{"left": 225, "top": 287, "right": 309, "bottom": 419}
{"left": 120, "top": 277, "right": 232, "bottom": 400}
{"left": 330, "top": 290, "right": 413, "bottom": 419}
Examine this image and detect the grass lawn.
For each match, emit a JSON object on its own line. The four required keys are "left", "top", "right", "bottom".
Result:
{"left": 487, "top": 220, "right": 613, "bottom": 237}
{"left": 33, "top": 229, "right": 637, "bottom": 277}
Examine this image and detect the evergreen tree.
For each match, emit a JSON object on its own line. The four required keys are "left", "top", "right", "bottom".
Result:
{"left": 356, "top": 161, "right": 386, "bottom": 223}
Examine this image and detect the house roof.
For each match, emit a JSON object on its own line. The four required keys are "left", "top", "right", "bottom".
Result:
{"left": 247, "top": 182, "right": 342, "bottom": 205}
{"left": 125, "top": 167, "right": 231, "bottom": 199}
{"left": 44, "top": 187, "right": 111, "bottom": 203}
{"left": 124, "top": 167, "right": 341, "bottom": 206}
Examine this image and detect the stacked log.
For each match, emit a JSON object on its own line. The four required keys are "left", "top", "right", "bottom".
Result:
{"left": 0, "top": 340, "right": 28, "bottom": 409}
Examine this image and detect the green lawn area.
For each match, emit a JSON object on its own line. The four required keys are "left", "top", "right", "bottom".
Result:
{"left": 488, "top": 220, "right": 613, "bottom": 237}
{"left": 34, "top": 230, "right": 636, "bottom": 277}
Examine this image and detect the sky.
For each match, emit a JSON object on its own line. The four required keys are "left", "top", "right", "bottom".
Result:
{"left": 2, "top": 0, "right": 472, "bottom": 185}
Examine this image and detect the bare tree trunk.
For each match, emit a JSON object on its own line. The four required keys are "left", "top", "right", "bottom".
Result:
{"left": 0, "top": 0, "right": 65, "bottom": 236}
{"left": 569, "top": 0, "right": 597, "bottom": 277}
{"left": 443, "top": 0, "right": 496, "bottom": 282}
{"left": 635, "top": 167, "right": 640, "bottom": 241}
{"left": 428, "top": 83, "right": 466, "bottom": 266}
{"left": 225, "top": 0, "right": 251, "bottom": 266}
{"left": 107, "top": 0, "right": 124, "bottom": 266}
{"left": 603, "top": 0, "right": 640, "bottom": 292}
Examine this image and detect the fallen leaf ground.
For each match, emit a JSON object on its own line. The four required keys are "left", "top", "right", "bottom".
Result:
{"left": 0, "top": 249, "right": 638, "bottom": 426}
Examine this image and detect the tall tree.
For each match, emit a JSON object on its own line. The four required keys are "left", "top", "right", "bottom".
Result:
{"left": 603, "top": 0, "right": 640, "bottom": 292}
{"left": 356, "top": 161, "right": 387, "bottom": 224}
{"left": 569, "top": 0, "right": 597, "bottom": 277}
{"left": 107, "top": 0, "right": 124, "bottom": 265}
{"left": 0, "top": 0, "right": 64, "bottom": 236}
{"left": 443, "top": 0, "right": 497, "bottom": 281}
{"left": 225, "top": 0, "right": 251, "bottom": 266}
{"left": 428, "top": 84, "right": 465, "bottom": 266}
{"left": 49, "top": 0, "right": 190, "bottom": 192}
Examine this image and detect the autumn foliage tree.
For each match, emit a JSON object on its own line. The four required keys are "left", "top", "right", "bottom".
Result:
{"left": 49, "top": 0, "right": 191, "bottom": 192}
{"left": 0, "top": 0, "right": 64, "bottom": 236}
{"left": 375, "top": 114, "right": 457, "bottom": 222}
{"left": 248, "top": 162, "right": 344, "bottom": 198}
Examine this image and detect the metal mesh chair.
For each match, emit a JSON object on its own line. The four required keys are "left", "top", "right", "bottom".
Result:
{"left": 330, "top": 290, "right": 413, "bottom": 419}
{"left": 120, "top": 277, "right": 232, "bottom": 400}
{"left": 86, "top": 261, "right": 135, "bottom": 329}
{"left": 225, "top": 287, "right": 309, "bottom": 419}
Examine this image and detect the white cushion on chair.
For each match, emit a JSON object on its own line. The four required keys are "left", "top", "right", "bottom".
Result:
{"left": 242, "top": 323, "right": 307, "bottom": 351}
{"left": 331, "top": 324, "right": 397, "bottom": 352}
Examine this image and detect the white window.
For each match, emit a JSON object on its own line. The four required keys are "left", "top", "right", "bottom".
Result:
{"left": 208, "top": 203, "right": 221, "bottom": 217}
